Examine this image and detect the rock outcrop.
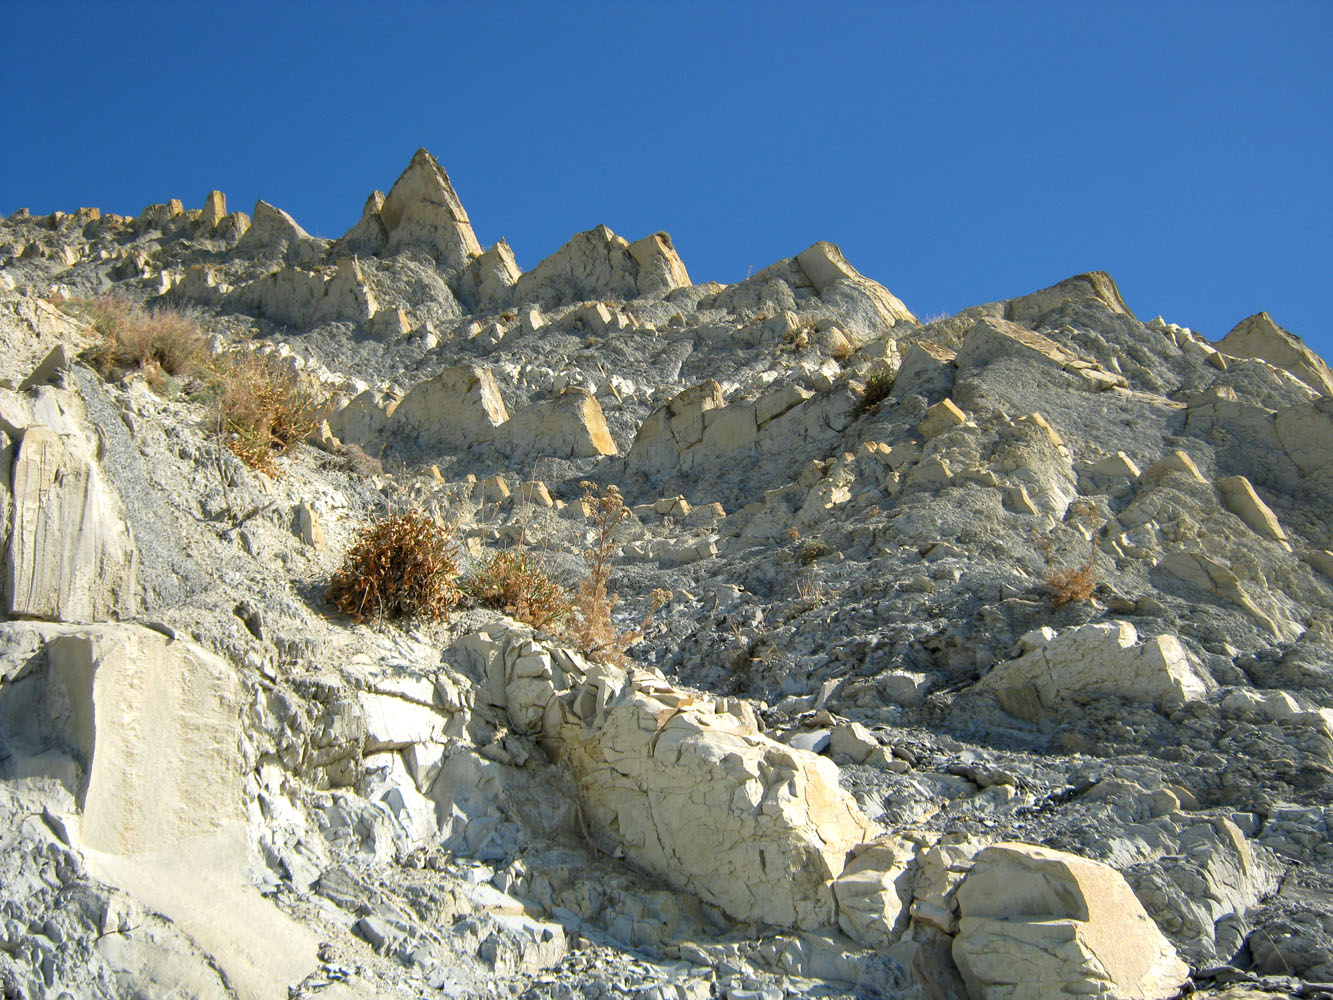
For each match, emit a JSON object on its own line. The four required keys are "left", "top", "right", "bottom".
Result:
{"left": 3, "top": 414, "right": 137, "bottom": 622}
{"left": 1219, "top": 311, "right": 1333, "bottom": 396}
{"left": 455, "top": 622, "right": 875, "bottom": 929}
{"left": 952, "top": 843, "right": 1189, "bottom": 1000}
{"left": 977, "top": 621, "right": 1210, "bottom": 720}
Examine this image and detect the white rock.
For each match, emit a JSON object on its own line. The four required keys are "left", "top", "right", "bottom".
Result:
{"left": 952, "top": 842, "right": 1189, "bottom": 1000}
{"left": 978, "top": 620, "right": 1209, "bottom": 720}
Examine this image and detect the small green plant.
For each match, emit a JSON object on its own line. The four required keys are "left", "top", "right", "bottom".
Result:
{"left": 325, "top": 510, "right": 461, "bottom": 622}
{"left": 468, "top": 549, "right": 570, "bottom": 634}
{"left": 859, "top": 369, "right": 894, "bottom": 414}
{"left": 74, "top": 294, "right": 207, "bottom": 392}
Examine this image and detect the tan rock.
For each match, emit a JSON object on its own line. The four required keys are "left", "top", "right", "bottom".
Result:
{"left": 1092, "top": 451, "right": 1141, "bottom": 478}
{"left": 977, "top": 620, "right": 1209, "bottom": 720}
{"left": 1217, "top": 475, "right": 1290, "bottom": 548}
{"left": 454, "top": 623, "right": 876, "bottom": 930}
{"left": 326, "top": 388, "right": 399, "bottom": 450}
{"left": 832, "top": 837, "right": 916, "bottom": 948}
{"left": 918, "top": 398, "right": 967, "bottom": 439}
{"left": 390, "top": 365, "right": 509, "bottom": 449}
{"left": 292, "top": 503, "right": 326, "bottom": 550}
{"left": 335, "top": 190, "right": 389, "bottom": 257}
{"left": 235, "top": 200, "right": 319, "bottom": 263}
{"left": 795, "top": 241, "right": 916, "bottom": 329}
{"left": 458, "top": 239, "right": 521, "bottom": 311}
{"left": 200, "top": 190, "right": 227, "bottom": 229}
{"left": 953, "top": 842, "right": 1189, "bottom": 1000}
{"left": 1141, "top": 449, "right": 1207, "bottom": 485}
{"left": 628, "top": 231, "right": 691, "bottom": 295}
{"left": 378, "top": 148, "right": 483, "bottom": 271}
{"left": 1003, "top": 271, "right": 1134, "bottom": 326}
{"left": 626, "top": 380, "right": 724, "bottom": 474}
{"left": 6, "top": 425, "right": 138, "bottom": 622}
{"left": 957, "top": 315, "right": 1127, "bottom": 390}
{"left": 512, "top": 225, "right": 640, "bottom": 309}
{"left": 501, "top": 389, "right": 617, "bottom": 459}
{"left": 1218, "top": 311, "right": 1333, "bottom": 396}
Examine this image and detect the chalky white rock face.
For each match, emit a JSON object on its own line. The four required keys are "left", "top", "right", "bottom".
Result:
{"left": 455, "top": 622, "right": 875, "bottom": 929}
{"left": 4, "top": 415, "right": 137, "bottom": 622}
{"left": 1, "top": 146, "right": 1331, "bottom": 999}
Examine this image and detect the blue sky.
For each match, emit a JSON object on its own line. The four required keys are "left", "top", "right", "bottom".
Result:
{"left": 3, "top": 2, "right": 1329, "bottom": 359}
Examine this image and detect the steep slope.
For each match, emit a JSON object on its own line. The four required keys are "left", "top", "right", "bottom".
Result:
{"left": 0, "top": 149, "right": 1330, "bottom": 1000}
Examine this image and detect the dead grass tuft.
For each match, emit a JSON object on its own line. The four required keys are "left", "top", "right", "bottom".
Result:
{"left": 325, "top": 510, "right": 460, "bottom": 622}
{"left": 75, "top": 294, "right": 207, "bottom": 392}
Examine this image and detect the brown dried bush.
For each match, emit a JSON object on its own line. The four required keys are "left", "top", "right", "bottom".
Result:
{"left": 467, "top": 549, "right": 570, "bottom": 634}
{"left": 212, "top": 349, "right": 324, "bottom": 475}
{"left": 75, "top": 294, "right": 207, "bottom": 391}
{"left": 1047, "top": 556, "right": 1098, "bottom": 608}
{"left": 325, "top": 510, "right": 460, "bottom": 622}
{"left": 1043, "top": 502, "right": 1102, "bottom": 608}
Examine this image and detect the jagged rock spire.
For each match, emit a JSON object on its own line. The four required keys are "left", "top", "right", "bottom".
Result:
{"left": 336, "top": 148, "right": 482, "bottom": 272}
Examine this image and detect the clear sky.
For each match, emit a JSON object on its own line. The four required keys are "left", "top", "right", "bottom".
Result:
{"left": 3, "top": 1, "right": 1329, "bottom": 360}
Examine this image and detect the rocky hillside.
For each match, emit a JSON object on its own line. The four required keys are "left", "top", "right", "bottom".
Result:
{"left": 1, "top": 148, "right": 1331, "bottom": 1000}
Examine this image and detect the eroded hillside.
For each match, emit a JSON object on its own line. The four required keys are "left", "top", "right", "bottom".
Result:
{"left": 1, "top": 149, "right": 1331, "bottom": 1000}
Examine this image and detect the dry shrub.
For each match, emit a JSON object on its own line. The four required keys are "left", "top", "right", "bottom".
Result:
{"left": 1044, "top": 502, "right": 1103, "bottom": 608}
{"left": 1047, "top": 558, "right": 1097, "bottom": 609}
{"left": 559, "top": 483, "right": 671, "bottom": 665}
{"left": 325, "top": 510, "right": 460, "bottom": 622}
{"left": 213, "top": 349, "right": 324, "bottom": 475}
{"left": 76, "top": 294, "right": 206, "bottom": 391}
{"left": 468, "top": 549, "right": 570, "bottom": 634}
{"left": 565, "top": 482, "right": 631, "bottom": 663}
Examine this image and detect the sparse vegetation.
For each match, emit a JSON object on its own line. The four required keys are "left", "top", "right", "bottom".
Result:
{"left": 467, "top": 549, "right": 571, "bottom": 634}
{"left": 1040, "top": 501, "right": 1104, "bottom": 608}
{"left": 858, "top": 369, "right": 894, "bottom": 415}
{"left": 565, "top": 482, "right": 633, "bottom": 663}
{"left": 211, "top": 349, "right": 325, "bottom": 475}
{"left": 325, "top": 510, "right": 460, "bottom": 622}
{"left": 69, "top": 294, "right": 324, "bottom": 476}
{"left": 74, "top": 294, "right": 207, "bottom": 392}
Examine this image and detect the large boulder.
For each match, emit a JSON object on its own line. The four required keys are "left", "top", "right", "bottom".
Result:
{"left": 500, "top": 389, "right": 618, "bottom": 458}
{"left": 1218, "top": 312, "right": 1333, "bottom": 397}
{"left": 5, "top": 423, "right": 138, "bottom": 622}
{"left": 977, "top": 621, "right": 1209, "bottom": 721}
{"left": 389, "top": 364, "right": 510, "bottom": 451}
{"left": 454, "top": 623, "right": 876, "bottom": 929}
{"left": 952, "top": 843, "right": 1189, "bottom": 1000}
